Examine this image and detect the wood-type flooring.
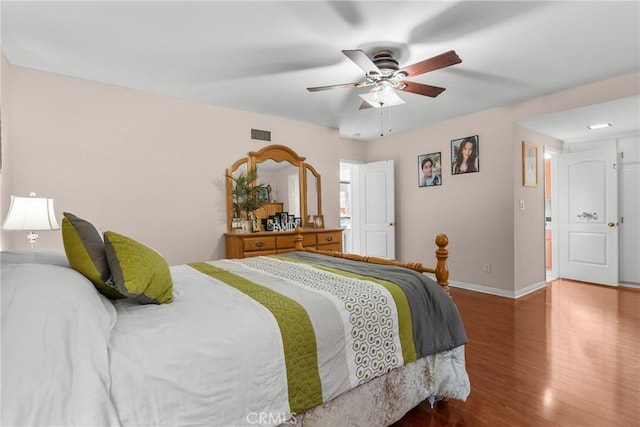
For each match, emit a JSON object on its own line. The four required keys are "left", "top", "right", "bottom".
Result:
{"left": 393, "top": 279, "right": 640, "bottom": 427}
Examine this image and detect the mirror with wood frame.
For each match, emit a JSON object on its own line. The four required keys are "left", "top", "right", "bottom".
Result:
{"left": 304, "top": 163, "right": 322, "bottom": 227}
{"left": 226, "top": 145, "right": 322, "bottom": 232}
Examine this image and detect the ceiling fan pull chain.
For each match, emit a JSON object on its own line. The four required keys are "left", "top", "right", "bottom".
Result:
{"left": 380, "top": 102, "right": 384, "bottom": 137}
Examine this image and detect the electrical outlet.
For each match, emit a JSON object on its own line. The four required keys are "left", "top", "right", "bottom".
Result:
{"left": 483, "top": 263, "right": 491, "bottom": 273}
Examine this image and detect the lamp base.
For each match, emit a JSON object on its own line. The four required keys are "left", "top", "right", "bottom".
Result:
{"left": 27, "top": 231, "right": 39, "bottom": 249}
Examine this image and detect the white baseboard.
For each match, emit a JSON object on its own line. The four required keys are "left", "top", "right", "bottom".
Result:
{"left": 514, "top": 281, "right": 548, "bottom": 298}
{"left": 620, "top": 282, "right": 640, "bottom": 289}
{"left": 450, "top": 279, "right": 638, "bottom": 298}
{"left": 449, "top": 280, "right": 547, "bottom": 299}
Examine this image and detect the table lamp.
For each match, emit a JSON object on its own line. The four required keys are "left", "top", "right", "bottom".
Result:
{"left": 1, "top": 192, "right": 60, "bottom": 248}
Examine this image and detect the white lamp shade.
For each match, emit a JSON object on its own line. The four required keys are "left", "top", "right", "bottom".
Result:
{"left": 359, "top": 85, "right": 406, "bottom": 108}
{"left": 1, "top": 195, "right": 60, "bottom": 231}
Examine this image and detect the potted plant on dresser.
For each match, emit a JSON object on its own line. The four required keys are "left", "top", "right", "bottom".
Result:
{"left": 228, "top": 166, "right": 267, "bottom": 232}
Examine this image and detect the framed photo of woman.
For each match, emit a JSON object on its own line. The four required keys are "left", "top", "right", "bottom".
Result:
{"left": 278, "top": 211, "right": 289, "bottom": 225}
{"left": 418, "top": 152, "right": 442, "bottom": 187}
{"left": 451, "top": 135, "right": 479, "bottom": 175}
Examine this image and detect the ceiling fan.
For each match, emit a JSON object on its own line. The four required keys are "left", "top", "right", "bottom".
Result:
{"left": 307, "top": 49, "right": 462, "bottom": 109}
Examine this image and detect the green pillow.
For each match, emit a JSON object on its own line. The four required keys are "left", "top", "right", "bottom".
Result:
{"left": 103, "top": 231, "right": 173, "bottom": 304}
{"left": 61, "top": 212, "right": 124, "bottom": 299}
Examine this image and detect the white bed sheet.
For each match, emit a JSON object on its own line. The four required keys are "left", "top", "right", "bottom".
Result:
{"left": 1, "top": 250, "right": 120, "bottom": 427}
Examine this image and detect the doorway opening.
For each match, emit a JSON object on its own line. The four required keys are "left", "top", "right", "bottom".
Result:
{"left": 340, "top": 161, "right": 357, "bottom": 254}
{"left": 544, "top": 147, "right": 559, "bottom": 282}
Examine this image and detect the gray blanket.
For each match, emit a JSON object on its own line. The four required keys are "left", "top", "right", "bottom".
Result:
{"left": 281, "top": 251, "right": 468, "bottom": 357}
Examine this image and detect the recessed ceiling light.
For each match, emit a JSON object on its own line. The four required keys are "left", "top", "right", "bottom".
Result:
{"left": 587, "top": 122, "right": 612, "bottom": 130}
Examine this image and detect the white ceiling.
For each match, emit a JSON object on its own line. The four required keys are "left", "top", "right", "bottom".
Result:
{"left": 519, "top": 95, "right": 640, "bottom": 144}
{"left": 1, "top": 1, "right": 639, "bottom": 142}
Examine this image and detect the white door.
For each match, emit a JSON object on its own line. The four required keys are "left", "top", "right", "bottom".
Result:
{"left": 559, "top": 147, "right": 618, "bottom": 286}
{"left": 359, "top": 160, "right": 395, "bottom": 259}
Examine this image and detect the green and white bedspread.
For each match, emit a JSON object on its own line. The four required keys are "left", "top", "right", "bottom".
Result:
{"left": 190, "top": 252, "right": 467, "bottom": 415}
{"left": 108, "top": 252, "right": 467, "bottom": 427}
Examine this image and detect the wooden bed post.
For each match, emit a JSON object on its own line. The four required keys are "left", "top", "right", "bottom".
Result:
{"left": 434, "top": 234, "right": 450, "bottom": 294}
{"left": 293, "top": 228, "right": 304, "bottom": 250}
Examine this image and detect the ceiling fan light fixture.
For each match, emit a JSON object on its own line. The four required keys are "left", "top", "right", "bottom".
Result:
{"left": 359, "top": 85, "right": 405, "bottom": 108}
{"left": 307, "top": 48, "right": 461, "bottom": 109}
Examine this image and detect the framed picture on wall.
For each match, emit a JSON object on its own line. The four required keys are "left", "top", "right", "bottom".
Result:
{"left": 451, "top": 135, "right": 480, "bottom": 175}
{"left": 418, "top": 152, "right": 442, "bottom": 187}
{"left": 522, "top": 141, "right": 538, "bottom": 187}
{"left": 257, "top": 186, "right": 269, "bottom": 202}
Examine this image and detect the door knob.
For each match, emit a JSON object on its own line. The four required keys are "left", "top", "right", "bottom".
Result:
{"left": 608, "top": 221, "right": 617, "bottom": 227}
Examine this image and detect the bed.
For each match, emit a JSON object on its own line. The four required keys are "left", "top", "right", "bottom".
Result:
{"left": 1, "top": 217, "right": 470, "bottom": 427}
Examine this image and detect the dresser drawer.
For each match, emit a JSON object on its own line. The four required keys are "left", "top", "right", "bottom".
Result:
{"left": 276, "top": 235, "right": 296, "bottom": 250}
{"left": 243, "top": 236, "right": 276, "bottom": 252}
{"left": 276, "top": 233, "right": 316, "bottom": 249}
{"left": 316, "top": 231, "right": 342, "bottom": 246}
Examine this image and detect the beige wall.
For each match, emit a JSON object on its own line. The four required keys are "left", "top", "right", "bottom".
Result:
{"left": 0, "top": 63, "right": 362, "bottom": 264}
{"left": 365, "top": 72, "right": 639, "bottom": 295}
{"left": 365, "top": 106, "right": 518, "bottom": 294}
{"left": 1, "top": 55, "right": 638, "bottom": 295}
{"left": 1, "top": 54, "right": 13, "bottom": 235}
{"left": 512, "top": 126, "right": 562, "bottom": 294}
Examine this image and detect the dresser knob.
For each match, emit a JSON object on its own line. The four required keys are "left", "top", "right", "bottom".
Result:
{"left": 255, "top": 241, "right": 265, "bottom": 247}
{"left": 326, "top": 236, "right": 333, "bottom": 242}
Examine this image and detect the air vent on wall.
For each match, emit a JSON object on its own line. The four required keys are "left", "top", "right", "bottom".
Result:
{"left": 251, "top": 128, "right": 271, "bottom": 142}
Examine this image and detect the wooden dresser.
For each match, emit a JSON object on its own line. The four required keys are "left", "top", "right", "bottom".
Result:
{"left": 225, "top": 228, "right": 343, "bottom": 259}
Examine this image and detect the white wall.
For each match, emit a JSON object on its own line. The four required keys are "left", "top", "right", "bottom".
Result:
{"left": 0, "top": 63, "right": 362, "bottom": 264}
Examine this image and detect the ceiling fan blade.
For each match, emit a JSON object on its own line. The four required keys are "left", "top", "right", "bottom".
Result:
{"left": 358, "top": 100, "right": 373, "bottom": 110}
{"left": 398, "top": 81, "right": 446, "bottom": 98}
{"left": 342, "top": 49, "right": 382, "bottom": 75}
{"left": 307, "top": 82, "right": 361, "bottom": 92}
{"left": 399, "top": 50, "right": 462, "bottom": 77}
